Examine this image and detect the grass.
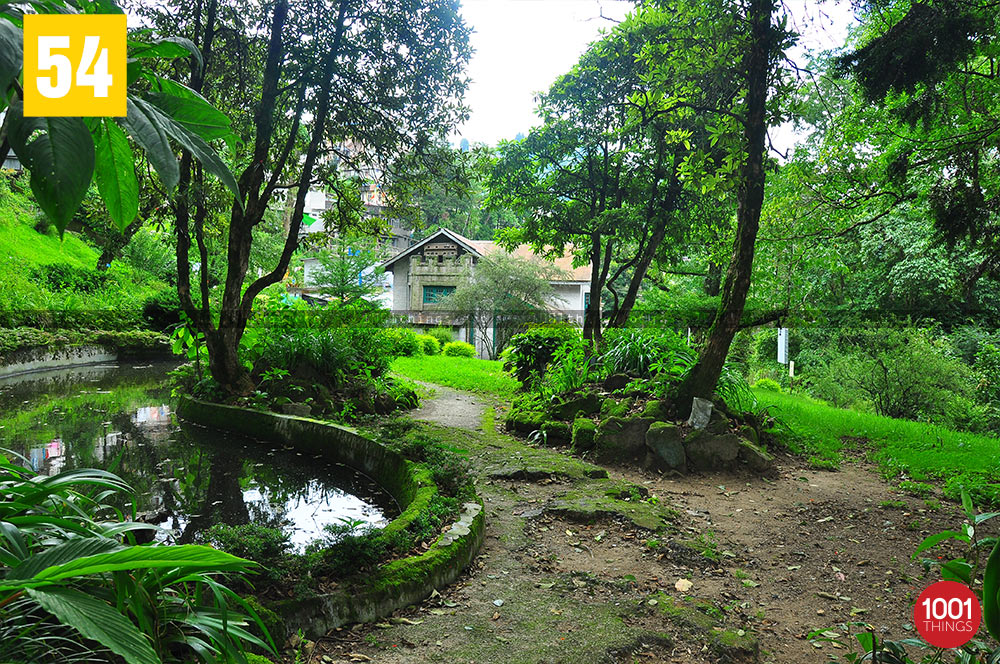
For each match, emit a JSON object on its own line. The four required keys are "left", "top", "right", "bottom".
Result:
{"left": 391, "top": 355, "right": 521, "bottom": 400}
{"left": 755, "top": 388, "right": 1000, "bottom": 504}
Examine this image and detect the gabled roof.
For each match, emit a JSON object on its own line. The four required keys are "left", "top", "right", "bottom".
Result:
{"left": 380, "top": 228, "right": 483, "bottom": 269}
{"left": 381, "top": 228, "right": 592, "bottom": 283}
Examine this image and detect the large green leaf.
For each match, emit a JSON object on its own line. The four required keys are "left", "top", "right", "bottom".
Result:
{"left": 130, "top": 36, "right": 203, "bottom": 69}
{"left": 2, "top": 544, "right": 252, "bottom": 590}
{"left": 6, "top": 537, "right": 123, "bottom": 580}
{"left": 122, "top": 96, "right": 180, "bottom": 192}
{"left": 133, "top": 97, "right": 243, "bottom": 208}
{"left": 27, "top": 587, "right": 161, "bottom": 664}
{"left": 89, "top": 119, "right": 140, "bottom": 230}
{"left": 0, "top": 18, "right": 22, "bottom": 105}
{"left": 6, "top": 101, "right": 95, "bottom": 235}
{"left": 982, "top": 538, "right": 1000, "bottom": 642}
{"left": 146, "top": 92, "right": 232, "bottom": 142}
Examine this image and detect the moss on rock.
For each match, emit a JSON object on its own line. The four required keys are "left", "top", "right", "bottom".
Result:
{"left": 572, "top": 417, "right": 597, "bottom": 451}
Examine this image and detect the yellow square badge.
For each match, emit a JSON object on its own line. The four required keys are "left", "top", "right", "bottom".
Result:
{"left": 23, "top": 14, "right": 126, "bottom": 117}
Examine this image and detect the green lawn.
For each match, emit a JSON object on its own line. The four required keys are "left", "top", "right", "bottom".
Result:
{"left": 391, "top": 355, "right": 521, "bottom": 400}
{"left": 754, "top": 388, "right": 1000, "bottom": 503}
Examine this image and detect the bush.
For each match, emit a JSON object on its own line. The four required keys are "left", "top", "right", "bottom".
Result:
{"left": 204, "top": 523, "right": 292, "bottom": 577}
{"left": 244, "top": 300, "right": 395, "bottom": 388}
{"left": 600, "top": 327, "right": 691, "bottom": 378}
{"left": 0, "top": 457, "right": 269, "bottom": 663}
{"left": 753, "top": 378, "right": 782, "bottom": 392}
{"left": 417, "top": 333, "right": 441, "bottom": 355}
{"left": 427, "top": 326, "right": 454, "bottom": 347}
{"left": 443, "top": 340, "right": 476, "bottom": 357}
{"left": 504, "top": 323, "right": 581, "bottom": 385}
{"left": 382, "top": 327, "right": 422, "bottom": 356}
{"left": 143, "top": 288, "right": 183, "bottom": 331}
{"left": 805, "top": 326, "right": 973, "bottom": 422}
{"left": 30, "top": 263, "right": 107, "bottom": 293}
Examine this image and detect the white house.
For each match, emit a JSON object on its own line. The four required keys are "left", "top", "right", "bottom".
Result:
{"left": 380, "top": 228, "right": 592, "bottom": 357}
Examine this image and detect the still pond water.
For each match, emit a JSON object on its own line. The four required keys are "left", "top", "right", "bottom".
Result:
{"left": 0, "top": 361, "right": 397, "bottom": 550}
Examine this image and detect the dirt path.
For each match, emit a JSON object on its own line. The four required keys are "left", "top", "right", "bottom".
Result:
{"left": 409, "top": 382, "right": 486, "bottom": 431}
{"left": 309, "top": 387, "right": 984, "bottom": 664}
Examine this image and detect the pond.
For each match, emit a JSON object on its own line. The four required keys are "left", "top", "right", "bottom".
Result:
{"left": 0, "top": 360, "right": 397, "bottom": 551}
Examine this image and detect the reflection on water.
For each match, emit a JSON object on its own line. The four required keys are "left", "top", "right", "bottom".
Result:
{"left": 0, "top": 361, "right": 396, "bottom": 551}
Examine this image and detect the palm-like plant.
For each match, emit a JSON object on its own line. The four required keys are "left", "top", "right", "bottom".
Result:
{"left": 0, "top": 454, "right": 274, "bottom": 663}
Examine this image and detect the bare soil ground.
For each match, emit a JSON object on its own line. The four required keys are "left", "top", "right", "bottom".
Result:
{"left": 304, "top": 387, "right": 986, "bottom": 664}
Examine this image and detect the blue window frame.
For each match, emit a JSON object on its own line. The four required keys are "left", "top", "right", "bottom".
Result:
{"left": 423, "top": 285, "right": 455, "bottom": 304}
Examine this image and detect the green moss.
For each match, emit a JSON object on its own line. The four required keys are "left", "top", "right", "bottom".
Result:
{"left": 540, "top": 420, "right": 571, "bottom": 444}
{"left": 505, "top": 408, "right": 545, "bottom": 434}
{"left": 601, "top": 397, "right": 633, "bottom": 418}
{"left": 243, "top": 596, "right": 286, "bottom": 647}
{"left": 640, "top": 399, "right": 671, "bottom": 421}
{"left": 572, "top": 417, "right": 597, "bottom": 451}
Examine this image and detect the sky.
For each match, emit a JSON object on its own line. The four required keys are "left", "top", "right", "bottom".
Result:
{"left": 453, "top": 0, "right": 857, "bottom": 148}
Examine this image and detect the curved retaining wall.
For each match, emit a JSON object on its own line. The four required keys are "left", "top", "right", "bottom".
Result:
{"left": 0, "top": 345, "right": 118, "bottom": 378}
{"left": 176, "top": 397, "right": 485, "bottom": 638}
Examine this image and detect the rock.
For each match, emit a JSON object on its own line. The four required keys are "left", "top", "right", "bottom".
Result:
{"left": 540, "top": 420, "right": 571, "bottom": 445}
{"left": 738, "top": 439, "right": 775, "bottom": 474}
{"left": 645, "top": 421, "right": 686, "bottom": 473}
{"left": 551, "top": 392, "right": 602, "bottom": 420}
{"left": 705, "top": 408, "right": 731, "bottom": 435}
{"left": 280, "top": 402, "right": 312, "bottom": 417}
{"left": 571, "top": 418, "right": 597, "bottom": 451}
{"left": 738, "top": 424, "right": 760, "bottom": 446}
{"left": 684, "top": 430, "right": 740, "bottom": 471}
{"left": 687, "top": 397, "right": 713, "bottom": 429}
{"left": 595, "top": 416, "right": 655, "bottom": 459}
{"left": 640, "top": 399, "right": 672, "bottom": 421}
{"left": 506, "top": 409, "right": 545, "bottom": 434}
{"left": 603, "top": 373, "right": 631, "bottom": 391}
{"left": 601, "top": 396, "right": 633, "bottom": 418}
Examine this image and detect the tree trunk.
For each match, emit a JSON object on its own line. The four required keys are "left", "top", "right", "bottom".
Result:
{"left": 677, "top": 0, "right": 773, "bottom": 408}
{"left": 583, "top": 233, "right": 603, "bottom": 343}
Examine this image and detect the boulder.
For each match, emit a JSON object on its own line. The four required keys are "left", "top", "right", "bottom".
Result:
{"left": 641, "top": 399, "right": 672, "bottom": 421}
{"left": 738, "top": 439, "right": 775, "bottom": 474}
{"left": 738, "top": 424, "right": 760, "bottom": 446}
{"left": 571, "top": 418, "right": 597, "bottom": 451}
{"left": 540, "top": 420, "right": 571, "bottom": 445}
{"left": 601, "top": 396, "right": 633, "bottom": 419}
{"left": 603, "top": 373, "right": 631, "bottom": 391}
{"left": 645, "top": 421, "right": 686, "bottom": 473}
{"left": 595, "top": 416, "right": 655, "bottom": 459}
{"left": 551, "top": 392, "right": 602, "bottom": 420}
{"left": 506, "top": 409, "right": 545, "bottom": 434}
{"left": 684, "top": 430, "right": 740, "bottom": 471}
{"left": 705, "top": 408, "right": 731, "bottom": 435}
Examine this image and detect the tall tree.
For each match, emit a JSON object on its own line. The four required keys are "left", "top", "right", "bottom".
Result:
{"left": 134, "top": 0, "right": 471, "bottom": 394}
{"left": 633, "top": 0, "right": 796, "bottom": 407}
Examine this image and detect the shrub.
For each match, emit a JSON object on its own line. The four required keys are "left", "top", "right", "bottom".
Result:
{"left": 382, "top": 327, "right": 422, "bottom": 356}
{"left": 753, "top": 378, "right": 782, "bottom": 392}
{"left": 600, "top": 327, "right": 691, "bottom": 378}
{"left": 443, "top": 340, "right": 476, "bottom": 357}
{"left": 0, "top": 457, "right": 271, "bottom": 663}
{"left": 143, "top": 288, "right": 183, "bottom": 331}
{"left": 809, "top": 327, "right": 973, "bottom": 422}
{"left": 504, "top": 323, "right": 581, "bottom": 385}
{"left": 30, "top": 263, "right": 107, "bottom": 293}
{"left": 416, "top": 333, "right": 441, "bottom": 355}
{"left": 427, "top": 326, "right": 454, "bottom": 347}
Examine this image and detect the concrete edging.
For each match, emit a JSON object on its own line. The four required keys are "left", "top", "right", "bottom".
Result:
{"left": 176, "top": 396, "right": 485, "bottom": 638}
{"left": 0, "top": 345, "right": 118, "bottom": 378}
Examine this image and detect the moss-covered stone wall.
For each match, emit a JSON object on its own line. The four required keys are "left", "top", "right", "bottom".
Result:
{"left": 176, "top": 397, "right": 485, "bottom": 638}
